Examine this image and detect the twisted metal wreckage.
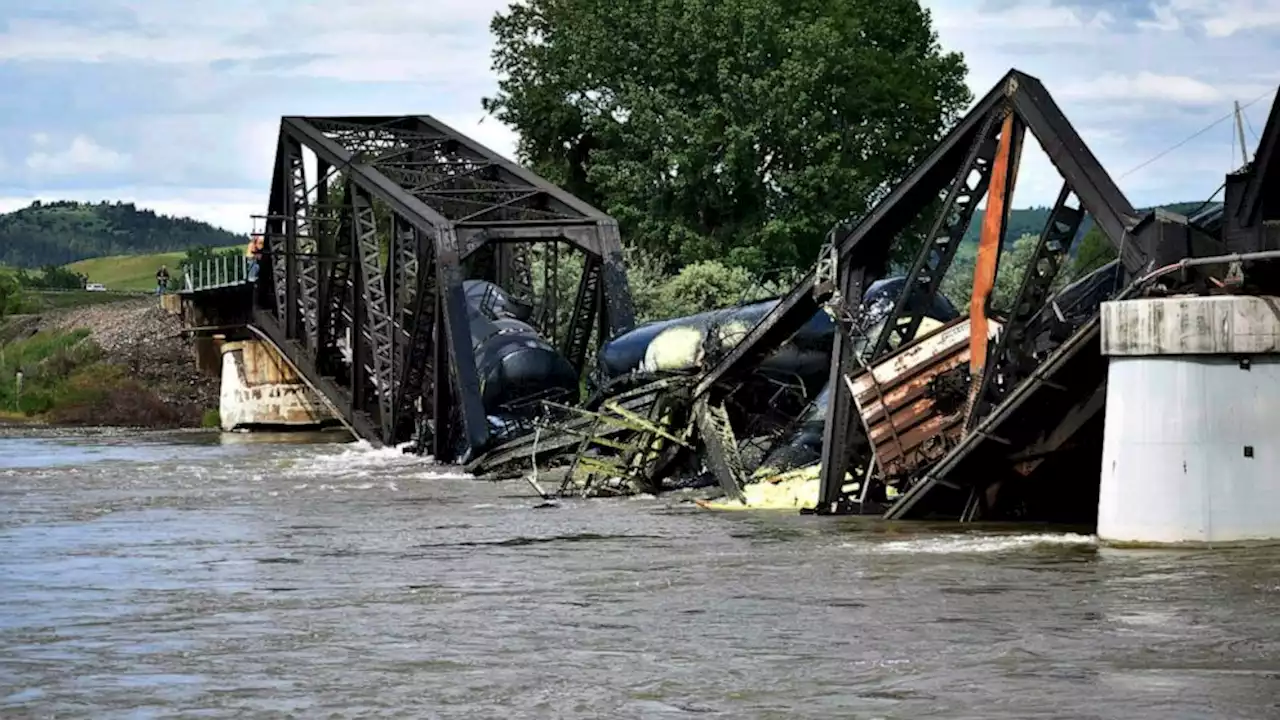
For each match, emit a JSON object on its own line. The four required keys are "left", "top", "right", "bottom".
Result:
{"left": 248, "top": 68, "right": 1280, "bottom": 524}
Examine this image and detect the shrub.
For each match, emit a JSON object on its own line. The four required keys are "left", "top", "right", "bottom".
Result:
{"left": 0, "top": 329, "right": 98, "bottom": 414}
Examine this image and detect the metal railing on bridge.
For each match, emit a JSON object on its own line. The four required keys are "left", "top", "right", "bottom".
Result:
{"left": 182, "top": 255, "right": 254, "bottom": 293}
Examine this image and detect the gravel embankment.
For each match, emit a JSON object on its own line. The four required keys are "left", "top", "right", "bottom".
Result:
{"left": 44, "top": 297, "right": 220, "bottom": 417}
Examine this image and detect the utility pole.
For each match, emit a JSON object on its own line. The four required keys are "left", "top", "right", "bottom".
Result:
{"left": 1235, "top": 100, "right": 1250, "bottom": 167}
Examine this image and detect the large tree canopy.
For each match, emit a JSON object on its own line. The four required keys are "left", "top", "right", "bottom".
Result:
{"left": 484, "top": 0, "right": 971, "bottom": 272}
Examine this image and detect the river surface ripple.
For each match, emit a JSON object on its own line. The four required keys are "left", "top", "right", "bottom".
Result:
{"left": 1, "top": 431, "right": 1279, "bottom": 719}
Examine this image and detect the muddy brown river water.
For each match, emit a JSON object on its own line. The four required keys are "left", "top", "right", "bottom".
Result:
{"left": 1, "top": 430, "right": 1279, "bottom": 719}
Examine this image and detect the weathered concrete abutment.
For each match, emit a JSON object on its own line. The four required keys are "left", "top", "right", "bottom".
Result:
{"left": 219, "top": 340, "right": 335, "bottom": 431}
{"left": 1099, "top": 295, "right": 1280, "bottom": 546}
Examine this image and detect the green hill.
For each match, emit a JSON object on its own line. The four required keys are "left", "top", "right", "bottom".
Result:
{"left": 0, "top": 200, "right": 245, "bottom": 268}
{"left": 959, "top": 201, "right": 1214, "bottom": 253}
{"left": 65, "top": 248, "right": 240, "bottom": 292}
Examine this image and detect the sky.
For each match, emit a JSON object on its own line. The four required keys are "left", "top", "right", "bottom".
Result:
{"left": 0, "top": 0, "right": 1276, "bottom": 234}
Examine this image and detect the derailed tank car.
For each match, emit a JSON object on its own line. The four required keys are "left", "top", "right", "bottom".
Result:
{"left": 466, "top": 275, "right": 961, "bottom": 499}
{"left": 463, "top": 280, "right": 581, "bottom": 419}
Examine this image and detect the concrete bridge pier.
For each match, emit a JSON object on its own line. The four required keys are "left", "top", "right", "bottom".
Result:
{"left": 1098, "top": 295, "right": 1280, "bottom": 546}
{"left": 220, "top": 340, "right": 336, "bottom": 432}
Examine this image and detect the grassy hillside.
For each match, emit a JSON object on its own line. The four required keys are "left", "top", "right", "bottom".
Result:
{"left": 65, "top": 246, "right": 241, "bottom": 292}
{"left": 0, "top": 200, "right": 245, "bottom": 268}
{"left": 0, "top": 262, "right": 139, "bottom": 313}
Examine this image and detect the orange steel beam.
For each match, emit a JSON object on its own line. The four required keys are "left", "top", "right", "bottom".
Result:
{"left": 968, "top": 110, "right": 1022, "bottom": 380}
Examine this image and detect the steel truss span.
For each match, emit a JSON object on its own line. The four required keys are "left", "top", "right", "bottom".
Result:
{"left": 688, "top": 69, "right": 1199, "bottom": 522}
{"left": 252, "top": 114, "right": 635, "bottom": 463}
{"left": 240, "top": 68, "right": 1280, "bottom": 521}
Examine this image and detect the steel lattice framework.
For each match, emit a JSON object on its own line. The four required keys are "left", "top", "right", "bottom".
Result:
{"left": 252, "top": 115, "right": 636, "bottom": 462}
{"left": 689, "top": 69, "right": 1189, "bottom": 520}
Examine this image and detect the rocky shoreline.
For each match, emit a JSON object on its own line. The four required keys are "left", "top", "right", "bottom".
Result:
{"left": 0, "top": 298, "right": 219, "bottom": 429}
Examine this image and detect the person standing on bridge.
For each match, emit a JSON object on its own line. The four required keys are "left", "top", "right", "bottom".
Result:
{"left": 155, "top": 265, "right": 170, "bottom": 295}
{"left": 246, "top": 234, "right": 264, "bottom": 282}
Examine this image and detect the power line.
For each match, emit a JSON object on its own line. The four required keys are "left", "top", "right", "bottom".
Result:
{"left": 1244, "top": 109, "right": 1261, "bottom": 142}
{"left": 1117, "top": 89, "right": 1273, "bottom": 181}
{"left": 1187, "top": 181, "right": 1226, "bottom": 220}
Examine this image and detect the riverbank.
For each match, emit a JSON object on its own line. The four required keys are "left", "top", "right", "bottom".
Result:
{"left": 0, "top": 297, "right": 218, "bottom": 429}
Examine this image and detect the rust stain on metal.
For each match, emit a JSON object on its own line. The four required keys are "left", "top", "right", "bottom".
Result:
{"left": 970, "top": 110, "right": 1018, "bottom": 378}
{"left": 850, "top": 317, "right": 1001, "bottom": 478}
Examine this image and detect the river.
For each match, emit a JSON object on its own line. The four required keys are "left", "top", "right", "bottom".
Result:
{"left": 1, "top": 429, "right": 1278, "bottom": 719}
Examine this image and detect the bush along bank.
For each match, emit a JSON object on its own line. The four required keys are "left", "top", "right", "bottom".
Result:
{"left": 0, "top": 327, "right": 206, "bottom": 428}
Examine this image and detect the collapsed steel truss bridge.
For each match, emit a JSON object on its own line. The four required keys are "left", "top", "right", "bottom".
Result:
{"left": 252, "top": 114, "right": 635, "bottom": 462}
{"left": 216, "top": 67, "right": 1280, "bottom": 524}
{"left": 685, "top": 69, "right": 1263, "bottom": 521}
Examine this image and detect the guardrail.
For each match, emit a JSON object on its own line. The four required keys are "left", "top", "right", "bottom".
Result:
{"left": 183, "top": 255, "right": 254, "bottom": 292}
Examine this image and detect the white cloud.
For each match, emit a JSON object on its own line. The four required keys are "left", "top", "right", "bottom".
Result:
{"left": 931, "top": 0, "right": 1115, "bottom": 32}
{"left": 102, "top": 110, "right": 517, "bottom": 195}
{"left": 919, "top": 0, "right": 1280, "bottom": 209}
{"left": 1203, "top": 9, "right": 1280, "bottom": 37}
{"left": 0, "top": 1, "right": 511, "bottom": 87}
{"left": 107, "top": 115, "right": 281, "bottom": 188}
{"left": 1, "top": 0, "right": 1278, "bottom": 231}
{"left": 1058, "top": 72, "right": 1244, "bottom": 106}
{"left": 25, "top": 136, "right": 130, "bottom": 175}
{"left": 1163, "top": 0, "right": 1280, "bottom": 37}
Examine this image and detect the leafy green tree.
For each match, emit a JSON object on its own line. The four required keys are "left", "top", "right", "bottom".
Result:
{"left": 0, "top": 273, "right": 20, "bottom": 318}
{"left": 940, "top": 242, "right": 977, "bottom": 310}
{"left": 1068, "top": 226, "right": 1117, "bottom": 281}
{"left": 12, "top": 265, "right": 87, "bottom": 290}
{"left": 942, "top": 233, "right": 1042, "bottom": 313}
{"left": 38, "top": 265, "right": 87, "bottom": 290}
{"left": 993, "top": 234, "right": 1040, "bottom": 312}
{"left": 484, "top": 0, "right": 970, "bottom": 273}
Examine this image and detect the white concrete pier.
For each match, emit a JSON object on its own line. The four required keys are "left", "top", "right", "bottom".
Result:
{"left": 220, "top": 340, "right": 334, "bottom": 431}
{"left": 1098, "top": 295, "right": 1280, "bottom": 545}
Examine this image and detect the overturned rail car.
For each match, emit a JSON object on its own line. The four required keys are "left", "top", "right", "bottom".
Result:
{"left": 689, "top": 67, "right": 1280, "bottom": 525}
{"left": 246, "top": 68, "right": 1280, "bottom": 528}
{"left": 686, "top": 68, "right": 1159, "bottom": 521}
{"left": 464, "top": 275, "right": 960, "bottom": 496}
{"left": 466, "top": 67, "right": 1190, "bottom": 515}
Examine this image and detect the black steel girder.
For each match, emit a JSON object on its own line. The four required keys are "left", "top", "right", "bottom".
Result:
{"left": 253, "top": 115, "right": 636, "bottom": 460}
{"left": 697, "top": 70, "right": 1150, "bottom": 401}
{"left": 1008, "top": 78, "right": 1145, "bottom": 273}
{"left": 867, "top": 106, "right": 1011, "bottom": 362}
{"left": 304, "top": 115, "right": 635, "bottom": 335}
{"left": 813, "top": 71, "right": 1148, "bottom": 513}
{"left": 682, "top": 69, "right": 1149, "bottom": 514}
{"left": 1238, "top": 90, "right": 1280, "bottom": 228}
